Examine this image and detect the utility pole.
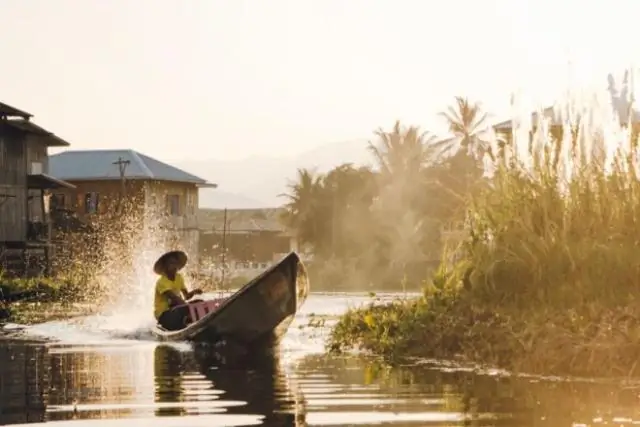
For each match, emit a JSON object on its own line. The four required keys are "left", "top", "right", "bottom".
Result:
{"left": 113, "top": 157, "right": 130, "bottom": 214}
{"left": 220, "top": 207, "right": 228, "bottom": 290}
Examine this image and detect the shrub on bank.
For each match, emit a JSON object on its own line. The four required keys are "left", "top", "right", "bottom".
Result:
{"left": 0, "top": 275, "right": 92, "bottom": 324}
{"left": 328, "top": 108, "right": 640, "bottom": 377}
{"left": 0, "top": 274, "right": 87, "bottom": 303}
{"left": 329, "top": 289, "right": 640, "bottom": 376}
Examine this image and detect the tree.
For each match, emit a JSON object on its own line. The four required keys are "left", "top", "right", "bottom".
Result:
{"left": 367, "top": 121, "right": 439, "bottom": 210}
{"left": 368, "top": 121, "right": 437, "bottom": 178}
{"left": 278, "top": 113, "right": 492, "bottom": 290}
{"left": 421, "top": 150, "right": 485, "bottom": 222}
{"left": 279, "top": 168, "right": 325, "bottom": 249}
{"left": 280, "top": 164, "right": 377, "bottom": 259}
{"left": 365, "top": 122, "right": 441, "bottom": 285}
{"left": 436, "top": 96, "right": 494, "bottom": 161}
{"left": 321, "top": 164, "right": 377, "bottom": 259}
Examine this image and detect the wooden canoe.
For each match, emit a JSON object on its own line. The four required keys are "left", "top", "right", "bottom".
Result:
{"left": 150, "top": 251, "right": 310, "bottom": 347}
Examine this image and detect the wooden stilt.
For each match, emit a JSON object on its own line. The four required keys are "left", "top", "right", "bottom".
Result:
{"left": 40, "top": 188, "right": 50, "bottom": 277}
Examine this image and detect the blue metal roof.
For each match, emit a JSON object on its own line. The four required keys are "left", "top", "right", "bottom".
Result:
{"left": 49, "top": 149, "right": 215, "bottom": 186}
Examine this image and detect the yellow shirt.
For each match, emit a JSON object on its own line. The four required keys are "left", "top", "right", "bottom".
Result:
{"left": 154, "top": 273, "right": 186, "bottom": 319}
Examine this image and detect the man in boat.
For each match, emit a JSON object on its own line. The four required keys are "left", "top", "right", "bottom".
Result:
{"left": 154, "top": 250, "right": 203, "bottom": 331}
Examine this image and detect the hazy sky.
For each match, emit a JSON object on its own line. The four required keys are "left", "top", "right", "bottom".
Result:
{"left": 0, "top": 0, "right": 638, "bottom": 162}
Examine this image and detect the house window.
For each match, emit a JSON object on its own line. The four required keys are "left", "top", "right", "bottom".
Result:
{"left": 167, "top": 194, "right": 180, "bottom": 216}
{"left": 30, "top": 162, "right": 43, "bottom": 175}
{"left": 51, "top": 194, "right": 66, "bottom": 210}
{"left": 85, "top": 192, "right": 100, "bottom": 214}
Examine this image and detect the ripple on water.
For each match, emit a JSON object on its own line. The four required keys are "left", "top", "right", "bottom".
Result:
{"left": 9, "top": 415, "right": 264, "bottom": 427}
{"left": 4, "top": 293, "right": 637, "bottom": 426}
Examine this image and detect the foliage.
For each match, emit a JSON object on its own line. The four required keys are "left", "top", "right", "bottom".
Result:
{"left": 0, "top": 275, "right": 87, "bottom": 303}
{"left": 0, "top": 272, "right": 92, "bottom": 324}
{"left": 435, "top": 96, "right": 495, "bottom": 160}
{"left": 457, "top": 116, "right": 640, "bottom": 312}
{"left": 280, "top": 104, "right": 488, "bottom": 290}
{"left": 327, "top": 90, "right": 640, "bottom": 377}
{"left": 328, "top": 291, "right": 640, "bottom": 377}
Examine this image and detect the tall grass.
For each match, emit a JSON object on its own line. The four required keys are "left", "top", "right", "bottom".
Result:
{"left": 460, "top": 104, "right": 640, "bottom": 311}
{"left": 329, "top": 90, "right": 640, "bottom": 377}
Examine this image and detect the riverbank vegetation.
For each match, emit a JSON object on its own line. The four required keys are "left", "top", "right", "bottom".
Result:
{"left": 290, "top": 86, "right": 640, "bottom": 376}
{"left": 0, "top": 269, "right": 93, "bottom": 323}
{"left": 0, "top": 275, "right": 86, "bottom": 302}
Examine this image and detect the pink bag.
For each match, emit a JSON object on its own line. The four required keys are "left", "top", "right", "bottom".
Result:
{"left": 187, "top": 299, "right": 226, "bottom": 323}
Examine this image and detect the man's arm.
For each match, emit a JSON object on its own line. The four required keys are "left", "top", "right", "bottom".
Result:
{"left": 179, "top": 281, "right": 191, "bottom": 300}
{"left": 163, "top": 290, "right": 187, "bottom": 307}
{"left": 179, "top": 276, "right": 202, "bottom": 300}
{"left": 181, "top": 288, "right": 202, "bottom": 300}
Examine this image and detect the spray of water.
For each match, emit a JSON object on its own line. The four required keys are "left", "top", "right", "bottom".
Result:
{"left": 29, "top": 200, "right": 197, "bottom": 341}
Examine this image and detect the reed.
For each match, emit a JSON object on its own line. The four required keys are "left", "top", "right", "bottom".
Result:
{"left": 329, "top": 88, "right": 640, "bottom": 377}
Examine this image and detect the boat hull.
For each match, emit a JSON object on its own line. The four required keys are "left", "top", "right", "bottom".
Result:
{"left": 151, "top": 251, "right": 309, "bottom": 347}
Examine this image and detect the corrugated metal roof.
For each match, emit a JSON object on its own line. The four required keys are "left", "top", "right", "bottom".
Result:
{"left": 49, "top": 149, "right": 215, "bottom": 185}
{"left": 2, "top": 120, "right": 70, "bottom": 146}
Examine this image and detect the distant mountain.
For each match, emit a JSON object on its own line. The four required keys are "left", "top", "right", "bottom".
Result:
{"left": 178, "top": 139, "right": 374, "bottom": 208}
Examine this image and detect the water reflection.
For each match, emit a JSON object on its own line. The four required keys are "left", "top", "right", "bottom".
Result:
{"left": 4, "top": 337, "right": 640, "bottom": 425}
{"left": 0, "top": 342, "right": 48, "bottom": 425}
{"left": 46, "top": 344, "right": 155, "bottom": 420}
{"left": 292, "top": 356, "right": 640, "bottom": 426}
{"left": 154, "top": 344, "right": 306, "bottom": 425}
{"left": 153, "top": 345, "right": 184, "bottom": 417}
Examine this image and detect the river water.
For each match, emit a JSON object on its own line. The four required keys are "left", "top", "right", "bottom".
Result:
{"left": 1, "top": 293, "right": 640, "bottom": 427}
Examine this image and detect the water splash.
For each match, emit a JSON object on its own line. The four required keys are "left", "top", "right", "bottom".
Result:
{"left": 22, "top": 204, "right": 197, "bottom": 342}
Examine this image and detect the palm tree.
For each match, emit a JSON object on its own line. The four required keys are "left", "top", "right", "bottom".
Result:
{"left": 280, "top": 164, "right": 377, "bottom": 258}
{"left": 279, "top": 168, "right": 324, "bottom": 247}
{"left": 436, "top": 96, "right": 494, "bottom": 161}
{"left": 367, "top": 121, "right": 440, "bottom": 211}
{"left": 365, "top": 122, "right": 440, "bottom": 283}
{"left": 367, "top": 121, "right": 438, "bottom": 181}
{"left": 321, "top": 163, "right": 377, "bottom": 258}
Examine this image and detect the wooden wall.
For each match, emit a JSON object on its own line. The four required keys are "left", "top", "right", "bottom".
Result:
{"left": 26, "top": 137, "right": 49, "bottom": 222}
{"left": 144, "top": 181, "right": 200, "bottom": 265}
{"left": 51, "top": 180, "right": 146, "bottom": 223}
{"left": 51, "top": 179, "right": 202, "bottom": 265}
{"left": 144, "top": 180, "right": 198, "bottom": 219}
{"left": 200, "top": 230, "right": 292, "bottom": 264}
{"left": 0, "top": 129, "right": 27, "bottom": 242}
{"left": 0, "top": 127, "right": 59, "bottom": 243}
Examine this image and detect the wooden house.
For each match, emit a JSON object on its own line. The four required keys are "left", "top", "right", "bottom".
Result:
{"left": 198, "top": 208, "right": 298, "bottom": 274}
{"left": 0, "top": 102, "right": 76, "bottom": 276}
{"left": 48, "top": 149, "right": 216, "bottom": 265}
